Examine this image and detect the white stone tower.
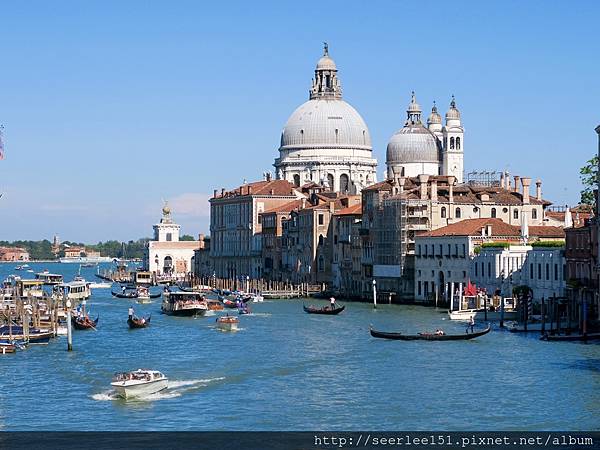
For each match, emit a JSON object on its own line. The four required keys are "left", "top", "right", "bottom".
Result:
{"left": 442, "top": 96, "right": 464, "bottom": 183}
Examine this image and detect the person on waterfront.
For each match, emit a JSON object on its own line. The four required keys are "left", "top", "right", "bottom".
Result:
{"left": 128, "top": 307, "right": 134, "bottom": 320}
{"left": 467, "top": 316, "right": 475, "bottom": 333}
{"left": 330, "top": 297, "right": 336, "bottom": 310}
{"left": 122, "top": 285, "right": 126, "bottom": 295}
{"left": 435, "top": 329, "right": 445, "bottom": 336}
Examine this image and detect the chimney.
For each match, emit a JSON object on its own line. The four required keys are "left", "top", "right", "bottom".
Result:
{"left": 500, "top": 172, "right": 505, "bottom": 189}
{"left": 521, "top": 177, "right": 531, "bottom": 204}
{"left": 418, "top": 174, "right": 430, "bottom": 200}
{"left": 504, "top": 171, "right": 510, "bottom": 190}
{"left": 213, "top": 189, "right": 217, "bottom": 198}
{"left": 536, "top": 179, "right": 542, "bottom": 201}
{"left": 431, "top": 179, "right": 438, "bottom": 202}
{"left": 198, "top": 234, "right": 205, "bottom": 249}
{"left": 447, "top": 176, "right": 456, "bottom": 203}
{"left": 266, "top": 172, "right": 272, "bottom": 182}
{"left": 513, "top": 176, "right": 520, "bottom": 193}
{"left": 270, "top": 189, "right": 274, "bottom": 195}
{"left": 486, "top": 224, "right": 492, "bottom": 236}
{"left": 248, "top": 185, "right": 252, "bottom": 195}
{"left": 221, "top": 188, "right": 225, "bottom": 197}
{"left": 301, "top": 198, "right": 307, "bottom": 209}
{"left": 329, "top": 201, "right": 335, "bottom": 214}
{"left": 399, "top": 177, "right": 406, "bottom": 195}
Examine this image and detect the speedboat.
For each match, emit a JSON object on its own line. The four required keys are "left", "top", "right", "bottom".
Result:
{"left": 251, "top": 294, "right": 264, "bottom": 303}
{"left": 216, "top": 315, "right": 239, "bottom": 331}
{"left": 110, "top": 369, "right": 168, "bottom": 399}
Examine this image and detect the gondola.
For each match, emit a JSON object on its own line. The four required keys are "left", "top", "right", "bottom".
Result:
{"left": 540, "top": 332, "right": 600, "bottom": 342}
{"left": 72, "top": 315, "right": 99, "bottom": 330}
{"left": 369, "top": 324, "right": 491, "bottom": 341}
{"left": 303, "top": 304, "right": 345, "bottom": 315}
{"left": 222, "top": 299, "right": 238, "bottom": 309}
{"left": 111, "top": 290, "right": 137, "bottom": 299}
{"left": 127, "top": 315, "right": 151, "bottom": 329}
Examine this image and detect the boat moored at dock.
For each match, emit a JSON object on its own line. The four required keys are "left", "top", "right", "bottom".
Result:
{"left": 35, "top": 272, "right": 64, "bottom": 286}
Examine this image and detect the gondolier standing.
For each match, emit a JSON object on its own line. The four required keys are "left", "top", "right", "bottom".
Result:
{"left": 467, "top": 316, "right": 475, "bottom": 333}
{"left": 330, "top": 297, "right": 336, "bottom": 310}
{"left": 128, "top": 307, "right": 134, "bottom": 320}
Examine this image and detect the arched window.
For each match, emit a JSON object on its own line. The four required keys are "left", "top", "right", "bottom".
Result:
{"left": 532, "top": 208, "right": 537, "bottom": 219}
{"left": 335, "top": 129, "right": 339, "bottom": 144}
{"left": 363, "top": 130, "right": 366, "bottom": 145}
{"left": 514, "top": 209, "right": 519, "bottom": 219}
{"left": 455, "top": 207, "right": 461, "bottom": 218}
{"left": 340, "top": 174, "right": 350, "bottom": 193}
{"left": 456, "top": 137, "right": 461, "bottom": 149}
{"left": 450, "top": 137, "right": 455, "bottom": 149}
{"left": 441, "top": 207, "right": 447, "bottom": 218}
{"left": 491, "top": 208, "right": 497, "bottom": 218}
{"left": 327, "top": 174, "right": 334, "bottom": 192}
{"left": 166, "top": 233, "right": 172, "bottom": 242}
{"left": 300, "top": 129, "right": 304, "bottom": 143}
{"left": 163, "top": 256, "right": 173, "bottom": 274}
{"left": 318, "top": 234, "right": 324, "bottom": 246}
{"left": 293, "top": 174, "right": 300, "bottom": 187}
{"left": 318, "top": 255, "right": 325, "bottom": 272}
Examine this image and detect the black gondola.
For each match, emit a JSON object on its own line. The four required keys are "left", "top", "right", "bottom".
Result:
{"left": 127, "top": 315, "right": 151, "bottom": 329}
{"left": 111, "top": 290, "right": 137, "bottom": 299}
{"left": 369, "top": 324, "right": 491, "bottom": 341}
{"left": 72, "top": 315, "right": 99, "bottom": 330}
{"left": 303, "top": 304, "right": 345, "bottom": 315}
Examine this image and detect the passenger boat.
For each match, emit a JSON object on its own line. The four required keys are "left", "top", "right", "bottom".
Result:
{"left": 540, "top": 332, "right": 600, "bottom": 342}
{"left": 110, "top": 369, "right": 168, "bottom": 399}
{"left": 131, "top": 270, "right": 154, "bottom": 286}
{"left": 89, "top": 281, "right": 113, "bottom": 289}
{"left": 303, "top": 304, "right": 345, "bottom": 315}
{"left": 35, "top": 272, "right": 64, "bottom": 285}
{"left": 53, "top": 281, "right": 91, "bottom": 301}
{"left": 216, "top": 315, "right": 239, "bottom": 331}
{"left": 135, "top": 287, "right": 160, "bottom": 303}
{"left": 369, "top": 324, "right": 492, "bottom": 341}
{"left": 127, "top": 315, "right": 151, "bottom": 329}
{"left": 72, "top": 314, "right": 99, "bottom": 330}
{"left": 251, "top": 294, "right": 264, "bottom": 303}
{"left": 161, "top": 291, "right": 208, "bottom": 317}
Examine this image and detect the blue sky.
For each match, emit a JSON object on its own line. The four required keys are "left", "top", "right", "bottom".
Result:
{"left": 0, "top": 0, "right": 599, "bottom": 242}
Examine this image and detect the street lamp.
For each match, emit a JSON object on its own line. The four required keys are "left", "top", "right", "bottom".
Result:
{"left": 372, "top": 279, "right": 377, "bottom": 310}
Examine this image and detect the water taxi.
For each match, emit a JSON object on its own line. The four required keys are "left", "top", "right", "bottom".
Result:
{"left": 448, "top": 295, "right": 518, "bottom": 321}
{"left": 216, "top": 315, "right": 239, "bottom": 331}
{"left": 131, "top": 270, "right": 153, "bottom": 286}
{"left": 161, "top": 291, "right": 208, "bottom": 316}
{"left": 110, "top": 369, "right": 168, "bottom": 399}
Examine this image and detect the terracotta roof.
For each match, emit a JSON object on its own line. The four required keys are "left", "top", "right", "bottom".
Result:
{"left": 421, "top": 218, "right": 564, "bottom": 238}
{"left": 362, "top": 180, "right": 394, "bottom": 192}
{"left": 213, "top": 179, "right": 299, "bottom": 200}
{"left": 334, "top": 203, "right": 362, "bottom": 216}
{"left": 261, "top": 199, "right": 304, "bottom": 214}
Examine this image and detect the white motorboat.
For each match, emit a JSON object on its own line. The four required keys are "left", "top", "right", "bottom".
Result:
{"left": 110, "top": 369, "right": 168, "bottom": 399}
{"left": 251, "top": 294, "right": 264, "bottom": 303}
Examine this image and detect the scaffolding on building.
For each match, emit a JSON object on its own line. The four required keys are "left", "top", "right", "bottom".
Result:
{"left": 466, "top": 170, "right": 502, "bottom": 187}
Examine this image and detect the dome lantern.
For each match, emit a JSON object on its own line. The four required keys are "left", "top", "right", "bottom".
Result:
{"left": 310, "top": 42, "right": 342, "bottom": 100}
{"left": 445, "top": 95, "right": 461, "bottom": 125}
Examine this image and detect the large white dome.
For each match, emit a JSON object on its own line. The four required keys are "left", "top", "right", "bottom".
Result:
{"left": 279, "top": 99, "right": 372, "bottom": 151}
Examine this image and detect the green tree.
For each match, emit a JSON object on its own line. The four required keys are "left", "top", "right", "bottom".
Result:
{"left": 579, "top": 155, "right": 598, "bottom": 205}
{"left": 180, "top": 234, "right": 196, "bottom": 241}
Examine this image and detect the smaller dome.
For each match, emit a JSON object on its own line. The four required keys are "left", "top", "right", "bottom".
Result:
{"left": 446, "top": 96, "right": 461, "bottom": 120}
{"left": 386, "top": 125, "right": 440, "bottom": 164}
{"left": 316, "top": 55, "right": 336, "bottom": 71}
{"left": 427, "top": 103, "right": 442, "bottom": 125}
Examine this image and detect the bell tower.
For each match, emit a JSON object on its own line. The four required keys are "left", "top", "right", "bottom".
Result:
{"left": 442, "top": 96, "right": 464, "bottom": 183}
